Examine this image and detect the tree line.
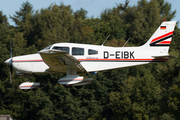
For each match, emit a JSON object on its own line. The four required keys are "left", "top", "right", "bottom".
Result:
{"left": 0, "top": 0, "right": 180, "bottom": 119}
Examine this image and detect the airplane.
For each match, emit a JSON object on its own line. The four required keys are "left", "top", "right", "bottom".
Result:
{"left": 4, "top": 21, "right": 176, "bottom": 91}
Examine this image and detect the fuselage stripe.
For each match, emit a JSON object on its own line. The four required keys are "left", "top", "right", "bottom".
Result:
{"left": 158, "top": 41, "right": 171, "bottom": 44}
{"left": 150, "top": 31, "right": 173, "bottom": 43}
{"left": 150, "top": 35, "right": 172, "bottom": 46}
{"left": 13, "top": 59, "right": 43, "bottom": 62}
{"left": 13, "top": 59, "right": 168, "bottom": 63}
{"left": 79, "top": 59, "right": 168, "bottom": 62}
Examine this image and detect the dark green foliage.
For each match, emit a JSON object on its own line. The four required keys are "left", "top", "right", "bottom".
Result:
{"left": 74, "top": 8, "right": 88, "bottom": 19}
{"left": 0, "top": 0, "right": 180, "bottom": 119}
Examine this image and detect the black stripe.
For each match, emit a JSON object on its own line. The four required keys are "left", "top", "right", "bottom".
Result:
{"left": 150, "top": 44, "right": 170, "bottom": 46}
{"left": 150, "top": 35, "right": 172, "bottom": 46}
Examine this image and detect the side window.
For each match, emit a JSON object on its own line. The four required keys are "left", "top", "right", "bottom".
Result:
{"left": 52, "top": 46, "right": 69, "bottom": 53}
{"left": 88, "top": 49, "right": 98, "bottom": 55}
{"left": 72, "top": 47, "right": 84, "bottom": 55}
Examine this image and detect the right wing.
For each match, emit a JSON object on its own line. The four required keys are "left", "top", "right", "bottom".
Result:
{"left": 40, "top": 50, "right": 86, "bottom": 73}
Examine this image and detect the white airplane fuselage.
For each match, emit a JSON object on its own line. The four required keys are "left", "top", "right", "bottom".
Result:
{"left": 4, "top": 21, "right": 177, "bottom": 89}
{"left": 8, "top": 43, "right": 168, "bottom": 75}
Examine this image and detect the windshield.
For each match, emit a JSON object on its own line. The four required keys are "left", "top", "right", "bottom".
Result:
{"left": 41, "top": 45, "right": 52, "bottom": 50}
{"left": 38, "top": 45, "right": 52, "bottom": 53}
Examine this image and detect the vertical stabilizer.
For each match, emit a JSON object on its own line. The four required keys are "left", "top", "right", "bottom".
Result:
{"left": 142, "top": 21, "right": 176, "bottom": 54}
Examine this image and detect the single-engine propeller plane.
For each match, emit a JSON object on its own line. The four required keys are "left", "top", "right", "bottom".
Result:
{"left": 5, "top": 21, "right": 176, "bottom": 90}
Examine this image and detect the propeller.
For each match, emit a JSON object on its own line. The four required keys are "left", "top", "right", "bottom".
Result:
{"left": 10, "top": 42, "right": 12, "bottom": 83}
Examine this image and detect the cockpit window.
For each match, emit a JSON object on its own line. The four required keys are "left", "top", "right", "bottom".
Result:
{"left": 52, "top": 46, "right": 69, "bottom": 53}
{"left": 72, "top": 47, "right": 84, "bottom": 55}
{"left": 88, "top": 49, "right": 98, "bottom": 55}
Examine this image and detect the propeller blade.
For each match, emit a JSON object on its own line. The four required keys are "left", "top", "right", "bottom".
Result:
{"left": 10, "top": 65, "right": 12, "bottom": 83}
{"left": 10, "top": 41, "right": 13, "bottom": 83}
{"left": 10, "top": 42, "right": 12, "bottom": 58}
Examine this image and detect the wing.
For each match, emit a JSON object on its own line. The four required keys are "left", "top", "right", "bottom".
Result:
{"left": 40, "top": 50, "right": 86, "bottom": 73}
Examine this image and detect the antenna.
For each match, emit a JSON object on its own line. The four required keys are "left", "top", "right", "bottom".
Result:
{"left": 122, "top": 37, "right": 131, "bottom": 47}
{"left": 101, "top": 35, "right": 110, "bottom": 46}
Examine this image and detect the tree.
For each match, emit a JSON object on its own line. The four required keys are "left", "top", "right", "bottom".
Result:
{"left": 109, "top": 68, "right": 163, "bottom": 119}
{"left": 30, "top": 3, "right": 75, "bottom": 50}
{"left": 74, "top": 8, "right": 88, "bottom": 19}
{"left": 0, "top": 0, "right": 179, "bottom": 119}
{"left": 10, "top": 1, "right": 34, "bottom": 29}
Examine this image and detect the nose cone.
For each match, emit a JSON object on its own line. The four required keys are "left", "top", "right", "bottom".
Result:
{"left": 5, "top": 58, "right": 12, "bottom": 65}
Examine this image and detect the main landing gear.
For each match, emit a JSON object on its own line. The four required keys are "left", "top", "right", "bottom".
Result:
{"left": 19, "top": 77, "right": 40, "bottom": 92}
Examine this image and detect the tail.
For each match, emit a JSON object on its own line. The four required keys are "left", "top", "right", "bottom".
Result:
{"left": 142, "top": 21, "right": 176, "bottom": 54}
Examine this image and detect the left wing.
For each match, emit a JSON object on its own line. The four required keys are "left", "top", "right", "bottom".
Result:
{"left": 40, "top": 50, "right": 86, "bottom": 73}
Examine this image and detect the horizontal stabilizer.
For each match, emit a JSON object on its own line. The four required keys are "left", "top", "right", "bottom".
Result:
{"left": 152, "top": 55, "right": 176, "bottom": 59}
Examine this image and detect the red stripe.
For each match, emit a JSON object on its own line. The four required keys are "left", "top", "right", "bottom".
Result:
{"left": 13, "top": 59, "right": 168, "bottom": 62}
{"left": 150, "top": 31, "right": 173, "bottom": 43}
{"left": 58, "top": 78, "right": 83, "bottom": 82}
{"left": 158, "top": 41, "right": 171, "bottom": 44}
{"left": 19, "top": 85, "right": 40, "bottom": 87}
{"left": 13, "top": 59, "right": 43, "bottom": 62}
{"left": 79, "top": 59, "right": 168, "bottom": 61}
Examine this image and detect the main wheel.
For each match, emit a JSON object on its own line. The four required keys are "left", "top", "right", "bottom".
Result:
{"left": 63, "top": 85, "right": 72, "bottom": 88}
{"left": 22, "top": 89, "right": 29, "bottom": 92}
{"left": 74, "top": 86, "right": 83, "bottom": 89}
